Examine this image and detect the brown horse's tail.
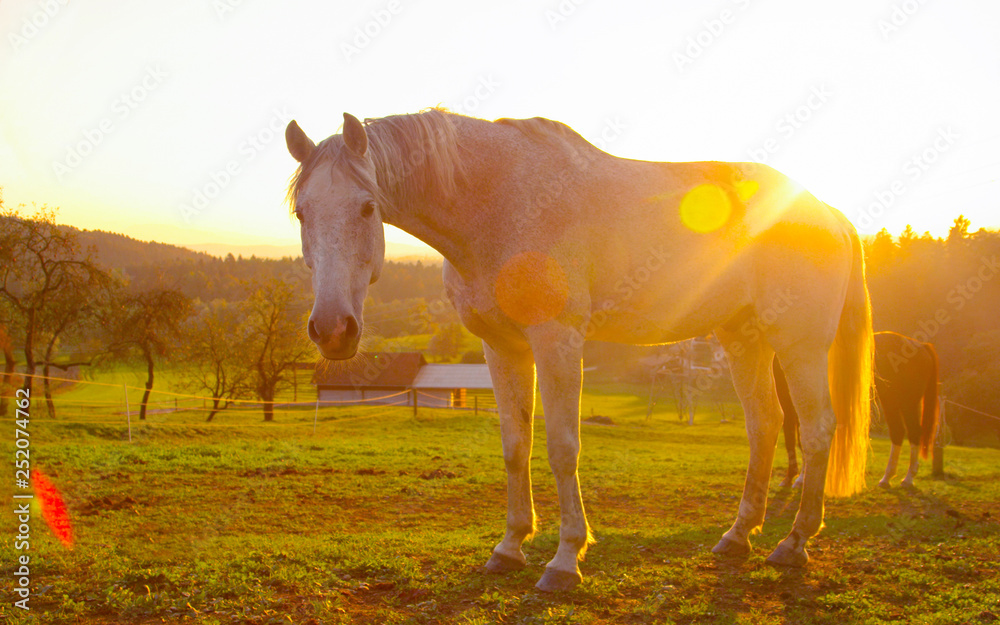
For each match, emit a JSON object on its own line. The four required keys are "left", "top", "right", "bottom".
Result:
{"left": 826, "top": 226, "right": 875, "bottom": 497}
{"left": 920, "top": 343, "right": 940, "bottom": 459}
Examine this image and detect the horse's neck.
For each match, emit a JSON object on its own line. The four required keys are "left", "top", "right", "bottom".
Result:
{"left": 379, "top": 116, "right": 488, "bottom": 273}
{"left": 382, "top": 201, "right": 476, "bottom": 271}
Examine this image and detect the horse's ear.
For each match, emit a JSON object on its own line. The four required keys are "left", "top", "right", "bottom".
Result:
{"left": 342, "top": 112, "right": 368, "bottom": 157}
{"left": 286, "top": 120, "right": 316, "bottom": 163}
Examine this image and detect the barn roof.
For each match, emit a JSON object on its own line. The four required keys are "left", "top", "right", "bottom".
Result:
{"left": 412, "top": 364, "right": 494, "bottom": 390}
{"left": 313, "top": 353, "right": 494, "bottom": 390}
{"left": 313, "top": 353, "right": 426, "bottom": 388}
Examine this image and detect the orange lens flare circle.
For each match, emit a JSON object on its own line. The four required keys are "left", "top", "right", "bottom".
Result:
{"left": 495, "top": 251, "right": 569, "bottom": 326}
{"left": 680, "top": 184, "right": 732, "bottom": 233}
{"left": 33, "top": 469, "right": 74, "bottom": 548}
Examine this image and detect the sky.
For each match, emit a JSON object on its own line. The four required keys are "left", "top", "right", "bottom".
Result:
{"left": 1, "top": 0, "right": 998, "bottom": 256}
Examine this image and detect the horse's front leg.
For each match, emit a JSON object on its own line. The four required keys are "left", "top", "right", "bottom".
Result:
{"left": 529, "top": 326, "right": 590, "bottom": 592}
{"left": 482, "top": 341, "right": 538, "bottom": 573}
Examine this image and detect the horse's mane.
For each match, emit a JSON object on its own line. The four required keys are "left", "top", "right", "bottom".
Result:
{"left": 286, "top": 110, "right": 601, "bottom": 215}
{"left": 495, "top": 116, "right": 593, "bottom": 152}
{"left": 286, "top": 108, "right": 465, "bottom": 214}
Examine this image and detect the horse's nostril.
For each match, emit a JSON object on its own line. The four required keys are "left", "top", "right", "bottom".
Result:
{"left": 308, "top": 314, "right": 358, "bottom": 347}
{"left": 345, "top": 315, "right": 359, "bottom": 339}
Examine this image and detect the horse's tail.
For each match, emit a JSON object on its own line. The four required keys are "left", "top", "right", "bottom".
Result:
{"left": 826, "top": 226, "right": 875, "bottom": 497}
{"left": 920, "top": 342, "right": 940, "bottom": 459}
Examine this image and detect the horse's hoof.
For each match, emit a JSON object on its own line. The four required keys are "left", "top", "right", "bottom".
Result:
{"left": 779, "top": 470, "right": 798, "bottom": 489}
{"left": 766, "top": 543, "right": 809, "bottom": 568}
{"left": 484, "top": 551, "right": 526, "bottom": 573}
{"left": 535, "top": 568, "right": 582, "bottom": 593}
{"left": 878, "top": 479, "right": 892, "bottom": 489}
{"left": 791, "top": 475, "right": 804, "bottom": 490}
{"left": 901, "top": 479, "right": 915, "bottom": 489}
{"left": 711, "top": 536, "right": 751, "bottom": 557}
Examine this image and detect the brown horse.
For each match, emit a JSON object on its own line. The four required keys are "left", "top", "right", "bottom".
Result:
{"left": 777, "top": 331, "right": 939, "bottom": 488}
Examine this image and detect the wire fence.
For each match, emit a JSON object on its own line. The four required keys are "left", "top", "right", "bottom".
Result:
{"left": 0, "top": 370, "right": 499, "bottom": 435}
{"left": 4, "top": 370, "right": 997, "bottom": 449}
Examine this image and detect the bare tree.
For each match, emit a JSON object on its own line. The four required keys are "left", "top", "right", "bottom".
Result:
{"left": 0, "top": 319, "right": 17, "bottom": 418}
{"left": 107, "top": 289, "right": 192, "bottom": 420}
{"left": 181, "top": 300, "right": 252, "bottom": 421}
{"left": 242, "top": 279, "right": 311, "bottom": 422}
{"left": 0, "top": 203, "right": 111, "bottom": 411}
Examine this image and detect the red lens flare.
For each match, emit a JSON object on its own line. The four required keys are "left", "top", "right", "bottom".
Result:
{"left": 33, "top": 469, "right": 74, "bottom": 548}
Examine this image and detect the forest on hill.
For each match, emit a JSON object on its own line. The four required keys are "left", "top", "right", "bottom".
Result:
{"left": 2, "top": 201, "right": 999, "bottom": 440}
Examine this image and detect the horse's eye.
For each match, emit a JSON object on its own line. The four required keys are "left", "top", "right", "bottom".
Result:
{"left": 294, "top": 208, "right": 304, "bottom": 222}
{"left": 361, "top": 200, "right": 376, "bottom": 218}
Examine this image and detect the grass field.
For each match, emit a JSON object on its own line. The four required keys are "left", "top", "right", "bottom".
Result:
{"left": 2, "top": 382, "right": 999, "bottom": 624}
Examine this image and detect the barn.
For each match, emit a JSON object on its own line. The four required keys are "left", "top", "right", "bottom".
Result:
{"left": 313, "top": 352, "right": 494, "bottom": 408}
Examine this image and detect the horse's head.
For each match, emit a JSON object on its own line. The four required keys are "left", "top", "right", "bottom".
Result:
{"left": 286, "top": 113, "right": 385, "bottom": 360}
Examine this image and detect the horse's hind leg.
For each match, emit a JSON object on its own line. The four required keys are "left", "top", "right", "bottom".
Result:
{"left": 879, "top": 398, "right": 905, "bottom": 488}
{"left": 483, "top": 341, "right": 538, "bottom": 573}
{"left": 767, "top": 348, "right": 835, "bottom": 568}
{"left": 712, "top": 329, "right": 783, "bottom": 557}
{"left": 773, "top": 359, "right": 800, "bottom": 488}
{"left": 902, "top": 443, "right": 920, "bottom": 488}
{"left": 880, "top": 440, "right": 902, "bottom": 488}
{"left": 901, "top": 401, "right": 923, "bottom": 487}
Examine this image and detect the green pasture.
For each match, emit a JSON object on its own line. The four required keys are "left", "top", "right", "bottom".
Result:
{"left": 1, "top": 381, "right": 998, "bottom": 624}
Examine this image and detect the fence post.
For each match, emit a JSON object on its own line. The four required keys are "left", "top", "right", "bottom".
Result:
{"left": 123, "top": 384, "right": 132, "bottom": 443}
{"left": 412, "top": 389, "right": 418, "bottom": 417}
{"left": 932, "top": 396, "right": 945, "bottom": 478}
{"left": 474, "top": 395, "right": 478, "bottom": 416}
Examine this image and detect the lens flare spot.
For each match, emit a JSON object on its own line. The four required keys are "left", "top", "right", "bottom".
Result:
{"left": 495, "top": 251, "right": 569, "bottom": 326}
{"left": 736, "top": 179, "right": 759, "bottom": 202}
{"left": 33, "top": 469, "right": 74, "bottom": 548}
{"left": 680, "top": 184, "right": 732, "bottom": 233}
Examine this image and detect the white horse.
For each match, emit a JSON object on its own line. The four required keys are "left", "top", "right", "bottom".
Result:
{"left": 285, "top": 109, "right": 873, "bottom": 592}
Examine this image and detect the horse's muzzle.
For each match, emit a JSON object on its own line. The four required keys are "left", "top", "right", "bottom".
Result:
{"left": 308, "top": 313, "right": 360, "bottom": 360}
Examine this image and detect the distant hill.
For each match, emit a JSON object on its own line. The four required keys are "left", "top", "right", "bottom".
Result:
{"left": 56, "top": 224, "right": 448, "bottom": 306}
{"left": 70, "top": 227, "right": 210, "bottom": 268}
{"left": 66, "top": 227, "right": 439, "bottom": 267}
{"left": 186, "top": 241, "right": 440, "bottom": 261}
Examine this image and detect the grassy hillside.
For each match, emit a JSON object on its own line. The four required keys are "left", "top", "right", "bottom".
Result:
{"left": 2, "top": 385, "right": 998, "bottom": 624}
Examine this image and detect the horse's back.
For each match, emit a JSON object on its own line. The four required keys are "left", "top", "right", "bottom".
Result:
{"left": 577, "top": 157, "right": 857, "bottom": 345}
{"left": 874, "top": 331, "right": 934, "bottom": 404}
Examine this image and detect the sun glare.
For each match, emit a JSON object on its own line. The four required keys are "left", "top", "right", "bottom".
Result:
{"left": 680, "top": 184, "right": 732, "bottom": 233}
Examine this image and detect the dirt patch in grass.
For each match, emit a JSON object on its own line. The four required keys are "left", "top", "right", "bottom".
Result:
{"left": 420, "top": 468, "right": 458, "bottom": 479}
{"left": 77, "top": 494, "right": 141, "bottom": 515}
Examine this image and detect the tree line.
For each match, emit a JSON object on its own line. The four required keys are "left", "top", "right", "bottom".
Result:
{"left": 2, "top": 194, "right": 998, "bottom": 439}
{"left": 0, "top": 203, "right": 314, "bottom": 422}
